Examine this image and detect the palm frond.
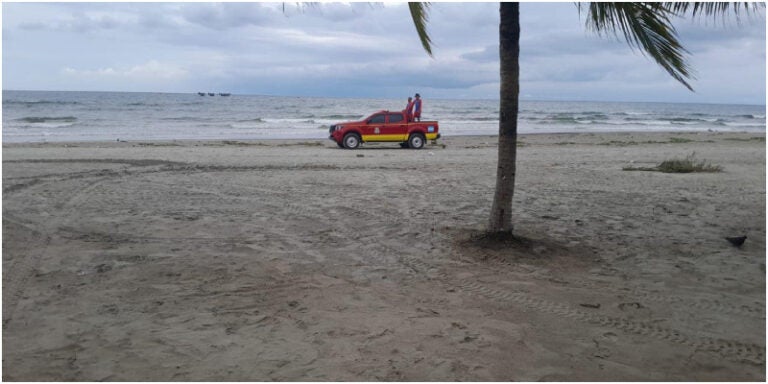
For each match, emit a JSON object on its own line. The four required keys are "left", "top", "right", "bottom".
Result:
{"left": 667, "top": 2, "right": 736, "bottom": 16}
{"left": 666, "top": 2, "right": 762, "bottom": 18}
{"left": 409, "top": 2, "right": 433, "bottom": 57}
{"left": 584, "top": 2, "right": 694, "bottom": 90}
{"left": 667, "top": 2, "right": 765, "bottom": 25}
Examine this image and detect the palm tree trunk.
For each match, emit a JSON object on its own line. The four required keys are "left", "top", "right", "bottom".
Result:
{"left": 488, "top": 2, "right": 520, "bottom": 233}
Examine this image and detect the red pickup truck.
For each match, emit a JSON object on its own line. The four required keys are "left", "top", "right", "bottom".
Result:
{"left": 329, "top": 110, "right": 439, "bottom": 149}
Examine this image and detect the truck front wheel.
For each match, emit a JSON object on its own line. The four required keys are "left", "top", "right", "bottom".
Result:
{"left": 408, "top": 133, "right": 425, "bottom": 149}
{"left": 343, "top": 133, "right": 361, "bottom": 149}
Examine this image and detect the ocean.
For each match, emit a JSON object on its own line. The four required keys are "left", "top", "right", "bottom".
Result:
{"left": 2, "top": 90, "right": 765, "bottom": 143}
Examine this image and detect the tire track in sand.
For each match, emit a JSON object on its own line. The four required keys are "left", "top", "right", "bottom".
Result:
{"left": 3, "top": 159, "right": 764, "bottom": 365}
{"left": 395, "top": 253, "right": 765, "bottom": 365}
{"left": 337, "top": 202, "right": 765, "bottom": 320}
{"left": 2, "top": 176, "right": 106, "bottom": 330}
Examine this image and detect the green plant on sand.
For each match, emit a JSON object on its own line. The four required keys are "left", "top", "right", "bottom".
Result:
{"left": 623, "top": 152, "right": 723, "bottom": 173}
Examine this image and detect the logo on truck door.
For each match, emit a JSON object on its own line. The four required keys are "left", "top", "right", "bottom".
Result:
{"left": 374, "top": 127, "right": 380, "bottom": 134}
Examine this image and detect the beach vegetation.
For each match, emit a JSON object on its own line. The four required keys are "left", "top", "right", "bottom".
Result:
{"left": 724, "top": 136, "right": 766, "bottom": 142}
{"left": 408, "top": 2, "right": 761, "bottom": 234}
{"left": 277, "top": 141, "right": 324, "bottom": 147}
{"left": 136, "top": 142, "right": 182, "bottom": 147}
{"left": 598, "top": 140, "right": 668, "bottom": 146}
{"left": 623, "top": 152, "right": 723, "bottom": 173}
{"left": 218, "top": 140, "right": 324, "bottom": 147}
{"left": 430, "top": 140, "right": 447, "bottom": 149}
{"left": 597, "top": 137, "right": 708, "bottom": 146}
{"left": 220, "top": 140, "right": 270, "bottom": 146}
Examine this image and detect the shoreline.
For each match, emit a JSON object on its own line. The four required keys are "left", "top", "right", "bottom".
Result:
{"left": 3, "top": 131, "right": 765, "bottom": 380}
{"left": 3, "top": 129, "right": 764, "bottom": 148}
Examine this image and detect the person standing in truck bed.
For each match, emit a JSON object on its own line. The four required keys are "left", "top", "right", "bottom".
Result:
{"left": 412, "top": 93, "right": 422, "bottom": 122}
{"left": 404, "top": 96, "right": 414, "bottom": 122}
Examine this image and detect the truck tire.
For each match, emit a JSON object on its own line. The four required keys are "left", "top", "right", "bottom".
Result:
{"left": 343, "top": 133, "right": 361, "bottom": 149}
{"left": 408, "top": 133, "right": 425, "bottom": 149}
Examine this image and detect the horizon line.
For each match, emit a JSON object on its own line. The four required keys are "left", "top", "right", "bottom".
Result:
{"left": 3, "top": 89, "right": 766, "bottom": 107}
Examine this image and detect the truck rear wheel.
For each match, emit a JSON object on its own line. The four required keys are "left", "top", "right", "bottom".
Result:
{"left": 408, "top": 133, "right": 425, "bottom": 149}
{"left": 343, "top": 133, "right": 361, "bottom": 149}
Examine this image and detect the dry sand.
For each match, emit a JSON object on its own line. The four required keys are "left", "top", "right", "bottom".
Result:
{"left": 2, "top": 131, "right": 765, "bottom": 380}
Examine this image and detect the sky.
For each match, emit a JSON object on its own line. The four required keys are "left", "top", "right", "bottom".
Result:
{"left": 2, "top": 2, "right": 766, "bottom": 104}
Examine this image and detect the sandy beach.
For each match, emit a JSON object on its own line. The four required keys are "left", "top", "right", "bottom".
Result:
{"left": 2, "top": 131, "right": 765, "bottom": 380}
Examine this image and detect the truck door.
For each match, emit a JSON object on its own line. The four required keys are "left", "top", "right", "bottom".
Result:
{"left": 363, "top": 113, "right": 386, "bottom": 141}
{"left": 384, "top": 113, "right": 407, "bottom": 141}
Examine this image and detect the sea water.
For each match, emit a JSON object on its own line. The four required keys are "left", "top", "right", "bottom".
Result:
{"left": 2, "top": 90, "right": 765, "bottom": 143}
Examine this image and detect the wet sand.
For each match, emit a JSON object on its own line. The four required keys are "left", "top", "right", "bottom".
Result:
{"left": 3, "top": 131, "right": 765, "bottom": 380}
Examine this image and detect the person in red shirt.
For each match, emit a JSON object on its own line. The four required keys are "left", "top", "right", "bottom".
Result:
{"left": 404, "top": 96, "right": 414, "bottom": 122}
{"left": 412, "top": 93, "right": 422, "bottom": 122}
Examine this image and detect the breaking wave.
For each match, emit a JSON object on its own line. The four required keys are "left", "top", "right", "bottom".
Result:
{"left": 236, "top": 118, "right": 265, "bottom": 123}
{"left": 4, "top": 100, "right": 80, "bottom": 106}
{"left": 16, "top": 116, "right": 78, "bottom": 123}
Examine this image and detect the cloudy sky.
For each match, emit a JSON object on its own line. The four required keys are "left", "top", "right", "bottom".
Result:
{"left": 2, "top": 2, "right": 766, "bottom": 104}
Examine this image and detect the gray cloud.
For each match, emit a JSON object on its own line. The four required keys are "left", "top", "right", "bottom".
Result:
{"left": 461, "top": 45, "right": 498, "bottom": 63}
{"left": 178, "top": 3, "right": 277, "bottom": 30}
{"left": 19, "top": 13, "right": 123, "bottom": 33}
{"left": 2, "top": 2, "right": 765, "bottom": 104}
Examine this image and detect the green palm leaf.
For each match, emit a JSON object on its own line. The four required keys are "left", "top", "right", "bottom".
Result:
{"left": 409, "top": 2, "right": 433, "bottom": 57}
{"left": 582, "top": 2, "right": 694, "bottom": 90}
{"left": 665, "top": 2, "right": 759, "bottom": 20}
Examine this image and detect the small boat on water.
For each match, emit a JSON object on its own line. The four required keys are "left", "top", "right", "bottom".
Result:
{"left": 198, "top": 92, "right": 231, "bottom": 97}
